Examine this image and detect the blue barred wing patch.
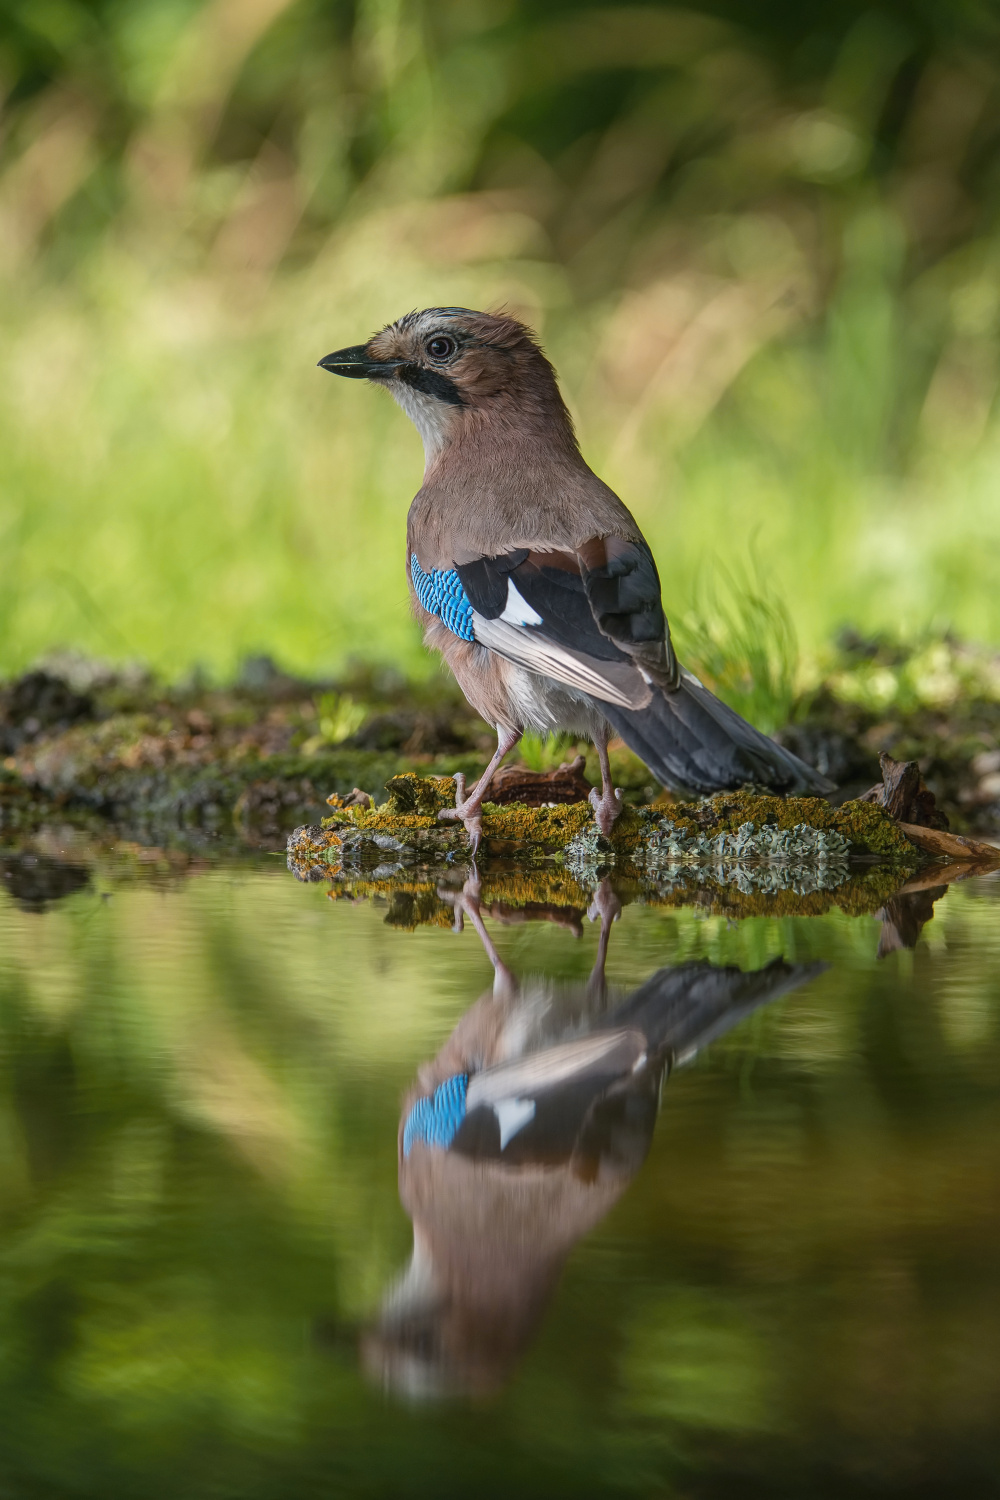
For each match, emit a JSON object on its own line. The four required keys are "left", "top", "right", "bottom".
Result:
{"left": 402, "top": 1073, "right": 468, "bottom": 1156}
{"left": 410, "top": 555, "right": 475, "bottom": 642}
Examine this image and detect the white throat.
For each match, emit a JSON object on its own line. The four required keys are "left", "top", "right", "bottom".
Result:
{"left": 380, "top": 1231, "right": 440, "bottom": 1322}
{"left": 389, "top": 383, "right": 453, "bottom": 467}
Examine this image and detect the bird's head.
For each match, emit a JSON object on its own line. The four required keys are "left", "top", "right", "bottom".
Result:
{"left": 318, "top": 307, "right": 576, "bottom": 467}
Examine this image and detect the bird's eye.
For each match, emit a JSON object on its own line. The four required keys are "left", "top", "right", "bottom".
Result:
{"left": 426, "top": 335, "right": 456, "bottom": 361}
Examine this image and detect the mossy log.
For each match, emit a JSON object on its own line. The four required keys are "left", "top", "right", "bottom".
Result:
{"left": 288, "top": 773, "right": 994, "bottom": 929}
{"left": 300, "top": 773, "right": 921, "bottom": 864}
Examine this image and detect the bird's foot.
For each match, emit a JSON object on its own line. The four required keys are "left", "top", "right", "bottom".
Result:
{"left": 437, "top": 772, "right": 485, "bottom": 854}
{"left": 587, "top": 876, "right": 622, "bottom": 927}
{"left": 589, "top": 783, "right": 624, "bottom": 839}
{"left": 436, "top": 872, "right": 482, "bottom": 933}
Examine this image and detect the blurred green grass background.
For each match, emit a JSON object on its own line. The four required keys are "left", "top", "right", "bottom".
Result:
{"left": 2, "top": 0, "right": 1000, "bottom": 684}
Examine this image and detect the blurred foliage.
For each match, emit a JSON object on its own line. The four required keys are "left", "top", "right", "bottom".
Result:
{"left": 0, "top": 863, "right": 997, "bottom": 1492}
{"left": 1, "top": 0, "right": 1000, "bottom": 679}
{"left": 828, "top": 631, "right": 1000, "bottom": 713}
{"left": 674, "top": 558, "right": 800, "bottom": 732}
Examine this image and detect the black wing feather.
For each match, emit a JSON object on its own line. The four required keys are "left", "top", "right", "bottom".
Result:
{"left": 456, "top": 539, "right": 675, "bottom": 676}
{"left": 578, "top": 537, "right": 667, "bottom": 648}
{"left": 455, "top": 549, "right": 528, "bottom": 617}
{"left": 452, "top": 541, "right": 833, "bottom": 794}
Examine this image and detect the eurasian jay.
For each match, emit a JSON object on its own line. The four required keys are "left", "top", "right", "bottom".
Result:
{"left": 320, "top": 308, "right": 834, "bottom": 850}
{"left": 361, "top": 877, "right": 824, "bottom": 1398}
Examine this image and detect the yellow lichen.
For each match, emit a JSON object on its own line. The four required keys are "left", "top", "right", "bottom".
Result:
{"left": 664, "top": 789, "right": 918, "bottom": 860}
{"left": 314, "top": 773, "right": 921, "bottom": 863}
{"left": 479, "top": 800, "right": 594, "bottom": 845}
{"left": 472, "top": 867, "right": 593, "bottom": 909}
{"left": 324, "top": 808, "right": 440, "bottom": 832}
{"left": 381, "top": 773, "right": 457, "bottom": 817}
{"left": 313, "top": 861, "right": 909, "bottom": 926}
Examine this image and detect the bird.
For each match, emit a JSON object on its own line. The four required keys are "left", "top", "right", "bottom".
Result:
{"left": 361, "top": 876, "right": 825, "bottom": 1398}
{"left": 319, "top": 308, "right": 835, "bottom": 851}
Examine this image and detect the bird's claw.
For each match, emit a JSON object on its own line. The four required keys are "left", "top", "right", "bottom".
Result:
{"left": 436, "top": 872, "right": 484, "bottom": 932}
{"left": 589, "top": 784, "right": 625, "bottom": 838}
{"left": 587, "top": 877, "right": 622, "bottom": 926}
{"left": 438, "top": 771, "right": 484, "bottom": 852}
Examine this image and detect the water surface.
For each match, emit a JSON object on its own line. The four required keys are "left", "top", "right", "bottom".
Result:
{"left": 0, "top": 840, "right": 997, "bottom": 1497}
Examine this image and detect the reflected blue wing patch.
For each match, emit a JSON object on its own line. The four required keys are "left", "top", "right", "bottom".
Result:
{"left": 402, "top": 1073, "right": 469, "bottom": 1156}
{"left": 410, "top": 555, "right": 475, "bottom": 642}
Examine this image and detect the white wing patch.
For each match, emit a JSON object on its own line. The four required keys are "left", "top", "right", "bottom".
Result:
{"left": 466, "top": 1031, "right": 645, "bottom": 1106}
{"left": 500, "top": 579, "right": 543, "bottom": 626}
{"left": 492, "top": 1097, "right": 536, "bottom": 1150}
{"left": 472, "top": 614, "right": 645, "bottom": 710}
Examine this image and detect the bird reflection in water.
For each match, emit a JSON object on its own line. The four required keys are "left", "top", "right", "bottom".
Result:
{"left": 362, "top": 877, "right": 824, "bottom": 1400}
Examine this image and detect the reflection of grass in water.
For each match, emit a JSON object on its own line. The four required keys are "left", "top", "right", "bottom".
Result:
{"left": 1, "top": 874, "right": 998, "bottom": 1484}
{"left": 623, "top": 1290, "right": 778, "bottom": 1433}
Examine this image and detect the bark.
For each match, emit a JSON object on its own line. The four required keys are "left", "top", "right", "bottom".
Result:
{"left": 858, "top": 751, "right": 950, "bottom": 828}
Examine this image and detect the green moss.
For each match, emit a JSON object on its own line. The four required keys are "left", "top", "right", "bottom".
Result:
{"left": 328, "top": 882, "right": 456, "bottom": 930}
{"left": 479, "top": 800, "right": 594, "bottom": 845}
{"left": 470, "top": 867, "right": 594, "bottom": 910}
{"left": 303, "top": 859, "right": 911, "bottom": 927}
{"left": 314, "top": 773, "right": 922, "bottom": 866}
{"left": 324, "top": 779, "right": 620, "bottom": 854}
{"left": 381, "top": 773, "right": 456, "bottom": 817}
{"left": 828, "top": 799, "right": 920, "bottom": 858}
{"left": 323, "top": 867, "right": 598, "bottom": 928}
{"left": 326, "top": 808, "right": 439, "bottom": 832}
{"left": 663, "top": 788, "right": 918, "bottom": 860}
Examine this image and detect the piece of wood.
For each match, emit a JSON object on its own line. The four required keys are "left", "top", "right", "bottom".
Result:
{"left": 891, "top": 862, "right": 986, "bottom": 893}
{"left": 878, "top": 752, "right": 920, "bottom": 820}
{"left": 875, "top": 884, "right": 948, "bottom": 957}
{"left": 897, "top": 822, "right": 1000, "bottom": 865}
{"left": 875, "top": 857, "right": 999, "bottom": 954}
{"left": 859, "top": 751, "right": 949, "bottom": 829}
{"left": 489, "top": 754, "right": 593, "bottom": 807}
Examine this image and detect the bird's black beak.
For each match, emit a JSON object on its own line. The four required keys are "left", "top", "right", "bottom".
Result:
{"left": 317, "top": 345, "right": 400, "bottom": 379}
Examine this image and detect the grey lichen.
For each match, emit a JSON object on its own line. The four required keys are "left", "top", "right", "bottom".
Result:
{"left": 639, "top": 817, "right": 852, "bottom": 866}
{"left": 565, "top": 815, "right": 853, "bottom": 892}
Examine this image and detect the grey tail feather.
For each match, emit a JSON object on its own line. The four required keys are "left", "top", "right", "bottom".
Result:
{"left": 606, "top": 958, "right": 828, "bottom": 1060}
{"left": 602, "top": 672, "right": 836, "bottom": 796}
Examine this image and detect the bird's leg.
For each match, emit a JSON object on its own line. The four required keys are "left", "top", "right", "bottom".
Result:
{"left": 586, "top": 876, "right": 621, "bottom": 1001}
{"left": 438, "top": 726, "right": 522, "bottom": 854}
{"left": 589, "top": 730, "right": 625, "bottom": 838}
{"left": 437, "top": 873, "right": 517, "bottom": 1000}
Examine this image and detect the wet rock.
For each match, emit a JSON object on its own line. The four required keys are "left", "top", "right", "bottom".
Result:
{"left": 287, "top": 824, "right": 344, "bottom": 880}
{"left": 0, "top": 854, "right": 90, "bottom": 911}
{"left": 0, "top": 671, "right": 95, "bottom": 753}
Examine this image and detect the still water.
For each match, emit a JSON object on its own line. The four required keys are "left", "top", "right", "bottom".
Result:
{"left": 0, "top": 838, "right": 998, "bottom": 1497}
